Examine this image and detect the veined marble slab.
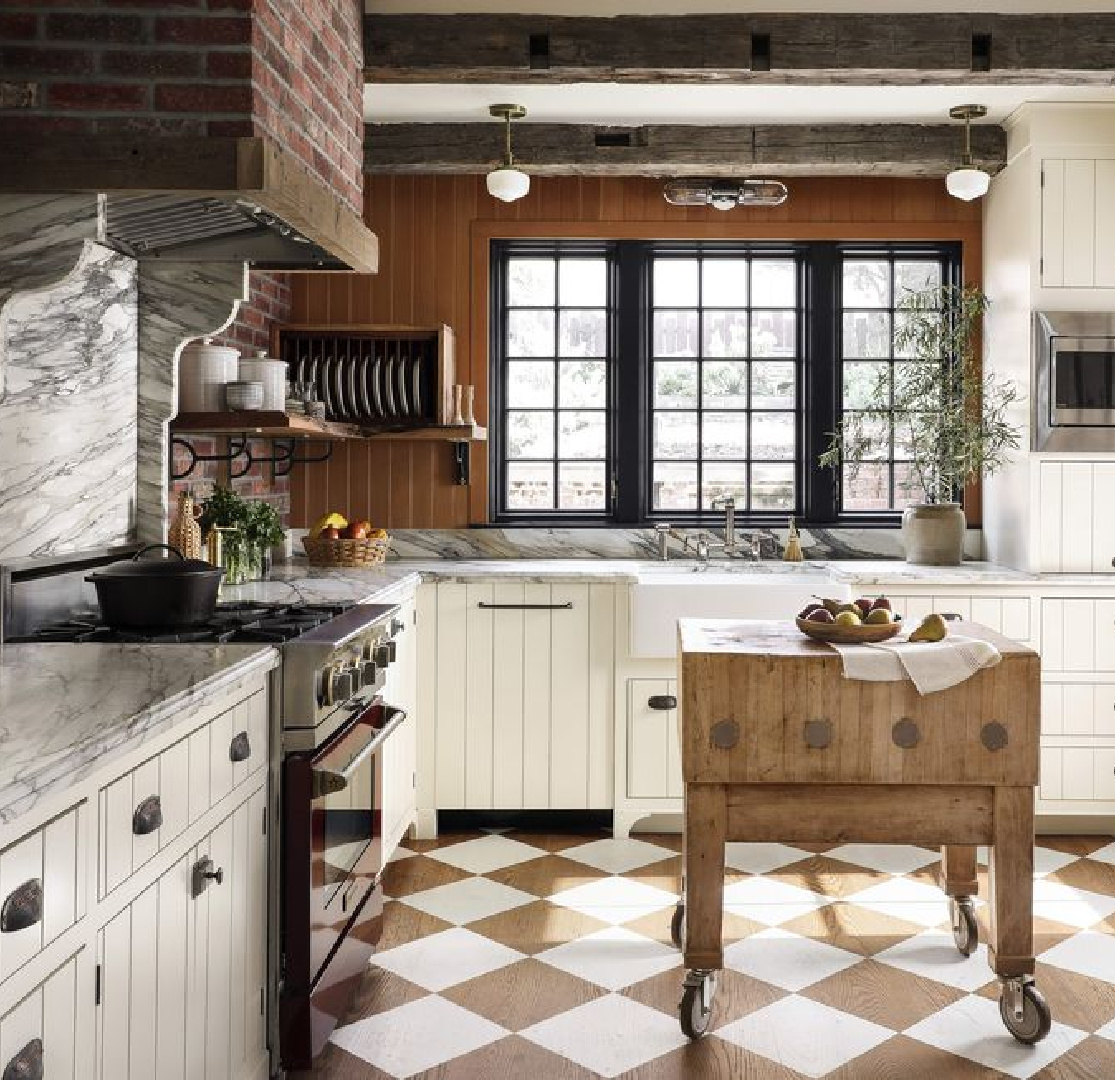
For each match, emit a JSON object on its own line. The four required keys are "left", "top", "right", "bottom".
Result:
{"left": 0, "top": 643, "right": 278, "bottom": 828}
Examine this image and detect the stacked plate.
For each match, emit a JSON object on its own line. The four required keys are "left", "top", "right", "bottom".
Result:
{"left": 288, "top": 346, "right": 429, "bottom": 427}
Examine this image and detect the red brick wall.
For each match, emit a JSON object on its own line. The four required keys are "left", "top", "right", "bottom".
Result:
{"left": 0, "top": 0, "right": 364, "bottom": 213}
{"left": 217, "top": 270, "right": 291, "bottom": 355}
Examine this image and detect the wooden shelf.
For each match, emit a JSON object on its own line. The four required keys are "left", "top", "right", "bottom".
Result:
{"left": 170, "top": 412, "right": 485, "bottom": 442}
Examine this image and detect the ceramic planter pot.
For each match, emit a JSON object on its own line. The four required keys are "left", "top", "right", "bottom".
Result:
{"left": 901, "top": 502, "right": 966, "bottom": 565}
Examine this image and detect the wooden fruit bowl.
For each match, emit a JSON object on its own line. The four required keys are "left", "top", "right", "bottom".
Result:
{"left": 795, "top": 616, "right": 902, "bottom": 645}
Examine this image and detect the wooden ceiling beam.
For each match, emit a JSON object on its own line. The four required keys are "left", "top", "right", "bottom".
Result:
{"left": 364, "top": 123, "right": 1007, "bottom": 178}
{"left": 364, "top": 13, "right": 1115, "bottom": 85}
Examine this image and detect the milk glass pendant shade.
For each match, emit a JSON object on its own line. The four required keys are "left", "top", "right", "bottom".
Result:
{"left": 946, "top": 105, "right": 990, "bottom": 202}
{"left": 487, "top": 104, "right": 530, "bottom": 203}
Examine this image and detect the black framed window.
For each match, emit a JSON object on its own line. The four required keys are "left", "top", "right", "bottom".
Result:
{"left": 489, "top": 238, "right": 961, "bottom": 525}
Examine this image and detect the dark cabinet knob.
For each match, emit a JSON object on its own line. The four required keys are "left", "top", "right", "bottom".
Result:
{"left": 2, "top": 1039, "right": 42, "bottom": 1080}
{"left": 132, "top": 794, "right": 163, "bottom": 836}
{"left": 0, "top": 879, "right": 42, "bottom": 934}
{"left": 192, "top": 857, "right": 224, "bottom": 898}
{"left": 374, "top": 643, "right": 391, "bottom": 667}
{"left": 229, "top": 731, "right": 251, "bottom": 763}
{"left": 648, "top": 695, "right": 677, "bottom": 711}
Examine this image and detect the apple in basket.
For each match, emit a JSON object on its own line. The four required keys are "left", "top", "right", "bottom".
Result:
{"left": 342, "top": 519, "right": 372, "bottom": 540}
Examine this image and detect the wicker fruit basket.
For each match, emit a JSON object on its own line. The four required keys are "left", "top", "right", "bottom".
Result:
{"left": 302, "top": 534, "right": 390, "bottom": 568}
{"left": 795, "top": 616, "right": 902, "bottom": 645}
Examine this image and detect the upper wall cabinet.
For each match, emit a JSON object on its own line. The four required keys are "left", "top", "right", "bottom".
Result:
{"left": 1041, "top": 158, "right": 1115, "bottom": 288}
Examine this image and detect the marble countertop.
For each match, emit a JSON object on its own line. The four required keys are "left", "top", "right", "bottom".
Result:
{"left": 0, "top": 642, "right": 278, "bottom": 828}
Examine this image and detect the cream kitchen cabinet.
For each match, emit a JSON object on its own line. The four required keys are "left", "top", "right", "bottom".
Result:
{"left": 415, "top": 581, "right": 614, "bottom": 831}
{"left": 885, "top": 593, "right": 1033, "bottom": 643}
{"left": 626, "top": 679, "right": 682, "bottom": 802}
{"left": 1041, "top": 158, "right": 1115, "bottom": 289}
{"left": 1037, "top": 461, "right": 1115, "bottom": 573}
{"left": 381, "top": 597, "right": 418, "bottom": 861}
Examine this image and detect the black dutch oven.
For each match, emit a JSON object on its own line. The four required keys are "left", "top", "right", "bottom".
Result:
{"left": 86, "top": 544, "right": 224, "bottom": 630}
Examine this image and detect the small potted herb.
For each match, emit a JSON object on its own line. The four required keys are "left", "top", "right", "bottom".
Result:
{"left": 199, "top": 487, "right": 283, "bottom": 583}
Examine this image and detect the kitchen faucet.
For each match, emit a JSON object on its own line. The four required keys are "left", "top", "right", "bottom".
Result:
{"left": 710, "top": 495, "right": 761, "bottom": 560}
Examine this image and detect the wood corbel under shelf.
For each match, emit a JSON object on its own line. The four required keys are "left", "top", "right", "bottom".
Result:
{"left": 170, "top": 411, "right": 486, "bottom": 442}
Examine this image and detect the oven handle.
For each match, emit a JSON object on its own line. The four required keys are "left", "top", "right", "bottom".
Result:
{"left": 311, "top": 706, "right": 408, "bottom": 797}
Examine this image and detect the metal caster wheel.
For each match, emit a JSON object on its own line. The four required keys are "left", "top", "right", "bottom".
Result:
{"left": 679, "top": 970, "right": 716, "bottom": 1040}
{"left": 670, "top": 903, "right": 685, "bottom": 950}
{"left": 999, "top": 977, "right": 1052, "bottom": 1044}
{"left": 950, "top": 897, "right": 978, "bottom": 957}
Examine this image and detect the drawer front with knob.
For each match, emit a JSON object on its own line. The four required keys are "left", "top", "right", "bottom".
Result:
{"left": 627, "top": 679, "right": 682, "bottom": 800}
{"left": 0, "top": 806, "right": 83, "bottom": 987}
{"left": 0, "top": 951, "right": 80, "bottom": 1080}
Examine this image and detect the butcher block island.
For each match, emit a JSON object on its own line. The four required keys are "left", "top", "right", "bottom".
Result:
{"left": 674, "top": 618, "right": 1048, "bottom": 1044}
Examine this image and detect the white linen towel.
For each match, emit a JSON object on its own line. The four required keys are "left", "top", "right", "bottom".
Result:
{"left": 831, "top": 634, "right": 1002, "bottom": 694}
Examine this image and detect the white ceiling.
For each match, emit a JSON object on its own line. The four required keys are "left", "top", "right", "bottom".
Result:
{"left": 364, "top": 83, "right": 1115, "bottom": 126}
{"left": 368, "top": 1, "right": 1115, "bottom": 12}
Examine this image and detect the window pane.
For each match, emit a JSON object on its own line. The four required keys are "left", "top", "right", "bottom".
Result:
{"left": 751, "top": 412, "right": 795, "bottom": 460}
{"left": 559, "top": 259, "right": 607, "bottom": 306}
{"left": 654, "top": 361, "right": 699, "bottom": 410}
{"left": 843, "top": 259, "right": 890, "bottom": 308}
{"left": 506, "top": 411, "right": 554, "bottom": 458}
{"left": 842, "top": 362, "right": 889, "bottom": 410}
{"left": 507, "top": 259, "right": 555, "bottom": 306}
{"left": 894, "top": 462, "right": 925, "bottom": 505}
{"left": 843, "top": 463, "right": 890, "bottom": 510}
{"left": 558, "top": 309, "right": 606, "bottom": 357}
{"left": 702, "top": 463, "right": 748, "bottom": 508}
{"left": 507, "top": 361, "right": 555, "bottom": 407}
{"left": 751, "top": 463, "right": 795, "bottom": 509}
{"left": 558, "top": 410, "right": 606, "bottom": 459}
{"left": 506, "top": 462, "right": 553, "bottom": 509}
{"left": 703, "top": 311, "right": 749, "bottom": 358}
{"left": 559, "top": 361, "right": 606, "bottom": 408}
{"left": 653, "top": 462, "right": 698, "bottom": 509}
{"left": 653, "top": 311, "right": 699, "bottom": 357}
{"left": 751, "top": 260, "right": 796, "bottom": 306}
{"left": 558, "top": 462, "right": 606, "bottom": 509}
{"left": 842, "top": 311, "right": 891, "bottom": 359}
{"left": 846, "top": 411, "right": 890, "bottom": 459}
{"left": 702, "top": 412, "right": 748, "bottom": 459}
{"left": 894, "top": 310, "right": 941, "bottom": 359}
{"left": 751, "top": 362, "right": 795, "bottom": 410}
{"left": 702, "top": 260, "right": 748, "bottom": 306}
{"left": 653, "top": 412, "right": 699, "bottom": 459}
{"left": 654, "top": 259, "right": 699, "bottom": 306}
{"left": 508, "top": 309, "right": 555, "bottom": 357}
{"left": 752, "top": 310, "right": 796, "bottom": 357}
{"left": 895, "top": 260, "right": 941, "bottom": 298}
{"left": 702, "top": 361, "right": 748, "bottom": 409}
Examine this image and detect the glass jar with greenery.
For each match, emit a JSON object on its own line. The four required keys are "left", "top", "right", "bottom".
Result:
{"left": 199, "top": 488, "right": 284, "bottom": 583}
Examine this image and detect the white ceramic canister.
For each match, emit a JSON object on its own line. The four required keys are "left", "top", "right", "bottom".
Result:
{"left": 238, "top": 350, "right": 287, "bottom": 412}
{"left": 179, "top": 337, "right": 239, "bottom": 413}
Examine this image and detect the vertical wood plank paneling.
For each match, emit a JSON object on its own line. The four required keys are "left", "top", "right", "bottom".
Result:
{"left": 1092, "top": 462, "right": 1115, "bottom": 572}
{"left": 434, "top": 584, "right": 468, "bottom": 806}
{"left": 128, "top": 884, "right": 159, "bottom": 1080}
{"left": 464, "top": 583, "right": 495, "bottom": 808}
{"left": 491, "top": 582, "right": 525, "bottom": 808}
{"left": 521, "top": 583, "right": 552, "bottom": 808}
{"left": 549, "top": 584, "right": 590, "bottom": 809}
{"left": 415, "top": 584, "right": 438, "bottom": 812}
{"left": 155, "top": 856, "right": 189, "bottom": 1080}
{"left": 289, "top": 176, "right": 980, "bottom": 528}
{"left": 586, "top": 583, "right": 614, "bottom": 808}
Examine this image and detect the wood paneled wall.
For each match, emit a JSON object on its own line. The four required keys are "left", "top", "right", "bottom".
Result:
{"left": 288, "top": 175, "right": 982, "bottom": 529}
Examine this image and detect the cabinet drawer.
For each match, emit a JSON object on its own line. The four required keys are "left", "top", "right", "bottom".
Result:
{"left": 888, "top": 595, "right": 1031, "bottom": 642}
{"left": 1041, "top": 599, "right": 1115, "bottom": 673}
{"left": 0, "top": 805, "right": 84, "bottom": 986}
{"left": 626, "top": 679, "right": 682, "bottom": 801}
{"left": 1041, "top": 682, "right": 1115, "bottom": 736}
{"left": 1040, "top": 745, "right": 1115, "bottom": 802}
{"left": 0, "top": 950, "right": 81, "bottom": 1080}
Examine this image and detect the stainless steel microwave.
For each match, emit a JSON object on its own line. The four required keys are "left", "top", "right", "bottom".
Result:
{"left": 1033, "top": 311, "right": 1115, "bottom": 451}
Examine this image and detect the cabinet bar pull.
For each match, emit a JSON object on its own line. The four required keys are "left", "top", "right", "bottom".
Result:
{"left": 132, "top": 794, "right": 163, "bottom": 836}
{"left": 477, "top": 602, "right": 573, "bottom": 610}
{"left": 647, "top": 695, "right": 677, "bottom": 711}
{"left": 0, "top": 879, "right": 42, "bottom": 933}
{"left": 2, "top": 1038, "right": 42, "bottom": 1080}
{"left": 229, "top": 731, "right": 251, "bottom": 763}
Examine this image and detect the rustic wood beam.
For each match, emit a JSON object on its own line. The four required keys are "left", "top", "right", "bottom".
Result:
{"left": 365, "top": 123, "right": 1007, "bottom": 178}
{"left": 365, "top": 13, "right": 1115, "bottom": 85}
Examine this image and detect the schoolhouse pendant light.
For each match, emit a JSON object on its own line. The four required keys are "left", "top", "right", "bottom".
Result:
{"left": 486, "top": 104, "right": 530, "bottom": 203}
{"left": 946, "top": 104, "right": 991, "bottom": 202}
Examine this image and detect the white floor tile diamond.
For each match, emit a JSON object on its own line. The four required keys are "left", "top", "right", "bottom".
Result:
{"left": 560, "top": 837, "right": 676, "bottom": 874}
{"left": 548, "top": 876, "right": 678, "bottom": 926}
{"left": 371, "top": 927, "right": 524, "bottom": 992}
{"left": 976, "top": 845, "right": 1082, "bottom": 877}
{"left": 388, "top": 845, "right": 417, "bottom": 863}
{"left": 1039, "top": 929, "right": 1115, "bottom": 982}
{"left": 330, "top": 995, "right": 507, "bottom": 1077}
{"left": 423, "top": 835, "right": 546, "bottom": 874}
{"left": 1089, "top": 841, "right": 1115, "bottom": 867}
{"left": 536, "top": 926, "right": 680, "bottom": 990}
{"left": 904, "top": 995, "right": 1087, "bottom": 1079}
{"left": 826, "top": 844, "right": 939, "bottom": 875}
{"left": 399, "top": 876, "right": 536, "bottom": 926}
{"left": 722, "top": 875, "right": 831, "bottom": 926}
{"left": 845, "top": 875, "right": 951, "bottom": 927}
{"left": 874, "top": 928, "right": 997, "bottom": 991}
{"left": 723, "top": 927, "right": 863, "bottom": 992}
{"left": 521, "top": 993, "right": 688, "bottom": 1077}
{"left": 723, "top": 842, "right": 812, "bottom": 875}
{"left": 1033, "top": 879, "right": 1115, "bottom": 929}
{"left": 1097, "top": 1016, "right": 1115, "bottom": 1043}
{"left": 716, "top": 995, "right": 892, "bottom": 1077}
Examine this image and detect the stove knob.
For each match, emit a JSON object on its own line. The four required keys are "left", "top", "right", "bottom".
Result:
{"left": 391, "top": 618, "right": 405, "bottom": 637}
{"left": 362, "top": 659, "right": 378, "bottom": 686}
{"left": 374, "top": 643, "right": 391, "bottom": 667}
{"left": 386, "top": 639, "right": 397, "bottom": 663}
{"left": 324, "top": 665, "right": 352, "bottom": 705}
{"left": 345, "top": 661, "right": 363, "bottom": 691}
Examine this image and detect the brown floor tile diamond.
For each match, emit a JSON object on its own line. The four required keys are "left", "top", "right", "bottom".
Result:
{"left": 407, "top": 1033, "right": 599, "bottom": 1080}
{"left": 485, "top": 854, "right": 607, "bottom": 897}
{"left": 441, "top": 957, "right": 606, "bottom": 1030}
{"left": 336, "top": 966, "right": 430, "bottom": 1024}
{"left": 633, "top": 833, "right": 684, "bottom": 853}
{"left": 1048, "top": 858, "right": 1115, "bottom": 898}
{"left": 468, "top": 898, "right": 610, "bottom": 955}
{"left": 770, "top": 855, "right": 890, "bottom": 899}
{"left": 615, "top": 1037, "right": 810, "bottom": 1080}
{"left": 625, "top": 855, "right": 683, "bottom": 893}
{"left": 975, "top": 962, "right": 1115, "bottom": 1033}
{"left": 777, "top": 902, "right": 927, "bottom": 957}
{"left": 510, "top": 831, "right": 607, "bottom": 854}
{"left": 376, "top": 901, "right": 454, "bottom": 952}
{"left": 1031, "top": 1034, "right": 1115, "bottom": 1080}
{"left": 299, "top": 1040, "right": 397, "bottom": 1080}
{"left": 622, "top": 906, "right": 762, "bottom": 948}
{"left": 401, "top": 831, "right": 487, "bottom": 854}
{"left": 824, "top": 1033, "right": 1007, "bottom": 1079}
{"left": 1035, "top": 835, "right": 1113, "bottom": 859}
{"left": 622, "top": 965, "right": 786, "bottom": 1031}
{"left": 382, "top": 854, "right": 472, "bottom": 898}
{"left": 802, "top": 957, "right": 967, "bottom": 1030}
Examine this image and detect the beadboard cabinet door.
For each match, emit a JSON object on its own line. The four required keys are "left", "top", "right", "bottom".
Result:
{"left": 382, "top": 598, "right": 418, "bottom": 861}
{"left": 423, "top": 582, "right": 614, "bottom": 812}
{"left": 1041, "top": 158, "right": 1115, "bottom": 289}
{"left": 1037, "top": 461, "right": 1115, "bottom": 573}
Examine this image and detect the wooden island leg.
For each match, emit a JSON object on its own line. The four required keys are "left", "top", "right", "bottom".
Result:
{"left": 988, "top": 787, "right": 1035, "bottom": 978}
{"left": 682, "top": 783, "right": 727, "bottom": 972}
{"left": 941, "top": 845, "right": 978, "bottom": 899}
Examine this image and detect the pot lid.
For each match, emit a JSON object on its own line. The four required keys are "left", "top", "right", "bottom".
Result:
{"left": 87, "top": 544, "right": 219, "bottom": 579}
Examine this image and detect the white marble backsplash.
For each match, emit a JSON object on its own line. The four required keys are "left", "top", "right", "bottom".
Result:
{"left": 0, "top": 242, "right": 138, "bottom": 559}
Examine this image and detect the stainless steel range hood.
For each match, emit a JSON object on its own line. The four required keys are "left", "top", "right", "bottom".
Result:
{"left": 105, "top": 194, "right": 347, "bottom": 270}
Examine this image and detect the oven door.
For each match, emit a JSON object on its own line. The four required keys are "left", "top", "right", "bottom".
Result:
{"left": 1051, "top": 338, "right": 1115, "bottom": 427}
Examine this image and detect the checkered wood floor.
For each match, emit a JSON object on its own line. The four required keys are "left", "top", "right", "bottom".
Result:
{"left": 314, "top": 830, "right": 1115, "bottom": 1080}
